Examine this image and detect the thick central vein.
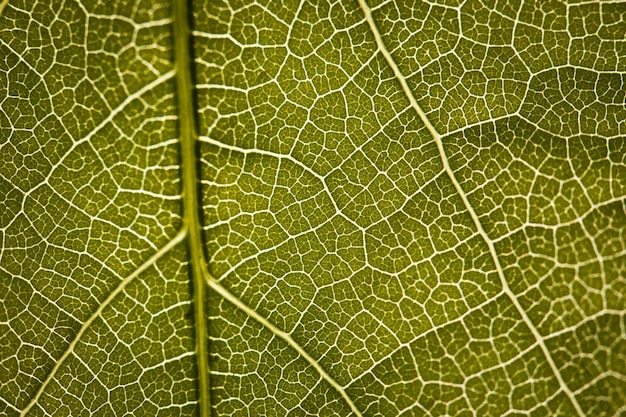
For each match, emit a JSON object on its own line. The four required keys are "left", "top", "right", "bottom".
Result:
{"left": 357, "top": 1, "right": 585, "bottom": 416}
{"left": 172, "top": 0, "right": 211, "bottom": 416}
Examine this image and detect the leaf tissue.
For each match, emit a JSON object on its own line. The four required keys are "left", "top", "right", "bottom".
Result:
{"left": 1, "top": 0, "right": 625, "bottom": 415}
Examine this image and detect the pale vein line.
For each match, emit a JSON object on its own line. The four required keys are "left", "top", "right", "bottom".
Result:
{"left": 2, "top": 396, "right": 20, "bottom": 413}
{"left": 199, "top": 134, "right": 366, "bottom": 235}
{"left": 19, "top": 227, "right": 188, "bottom": 417}
{"left": 30, "top": 69, "right": 176, "bottom": 194}
{"left": 0, "top": 0, "right": 9, "bottom": 16}
{"left": 205, "top": 276, "right": 363, "bottom": 417}
{"left": 357, "top": 1, "right": 586, "bottom": 416}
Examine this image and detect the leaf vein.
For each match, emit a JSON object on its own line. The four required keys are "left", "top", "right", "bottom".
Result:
{"left": 205, "top": 276, "right": 364, "bottom": 417}
{"left": 18, "top": 227, "right": 188, "bottom": 417}
{"left": 357, "top": 1, "right": 587, "bottom": 415}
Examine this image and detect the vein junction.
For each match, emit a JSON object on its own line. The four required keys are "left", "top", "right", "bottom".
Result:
{"left": 357, "top": 0, "right": 585, "bottom": 415}
{"left": 19, "top": 228, "right": 188, "bottom": 416}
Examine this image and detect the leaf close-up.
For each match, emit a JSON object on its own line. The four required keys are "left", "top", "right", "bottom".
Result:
{"left": 1, "top": 0, "right": 625, "bottom": 415}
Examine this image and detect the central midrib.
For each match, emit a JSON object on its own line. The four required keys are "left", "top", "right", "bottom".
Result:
{"left": 172, "top": 0, "right": 211, "bottom": 416}
{"left": 175, "top": 1, "right": 586, "bottom": 416}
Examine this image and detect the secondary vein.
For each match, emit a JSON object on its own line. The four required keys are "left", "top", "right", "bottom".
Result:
{"left": 0, "top": 0, "right": 8, "bottom": 16}
{"left": 19, "top": 227, "right": 188, "bottom": 416}
{"left": 205, "top": 275, "right": 364, "bottom": 417}
{"left": 357, "top": 1, "right": 586, "bottom": 416}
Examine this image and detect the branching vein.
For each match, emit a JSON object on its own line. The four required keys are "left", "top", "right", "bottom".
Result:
{"left": 357, "top": 0, "right": 586, "bottom": 416}
{"left": 19, "top": 227, "right": 188, "bottom": 417}
{"left": 205, "top": 275, "right": 364, "bottom": 417}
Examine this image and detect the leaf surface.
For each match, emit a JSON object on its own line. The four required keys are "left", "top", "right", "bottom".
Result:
{"left": 1, "top": 0, "right": 625, "bottom": 416}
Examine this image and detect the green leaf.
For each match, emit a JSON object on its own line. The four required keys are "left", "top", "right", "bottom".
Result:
{"left": 2, "top": 0, "right": 625, "bottom": 416}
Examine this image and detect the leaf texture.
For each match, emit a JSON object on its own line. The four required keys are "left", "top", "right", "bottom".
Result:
{"left": 1, "top": 0, "right": 625, "bottom": 416}
{"left": 0, "top": 1, "right": 196, "bottom": 415}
